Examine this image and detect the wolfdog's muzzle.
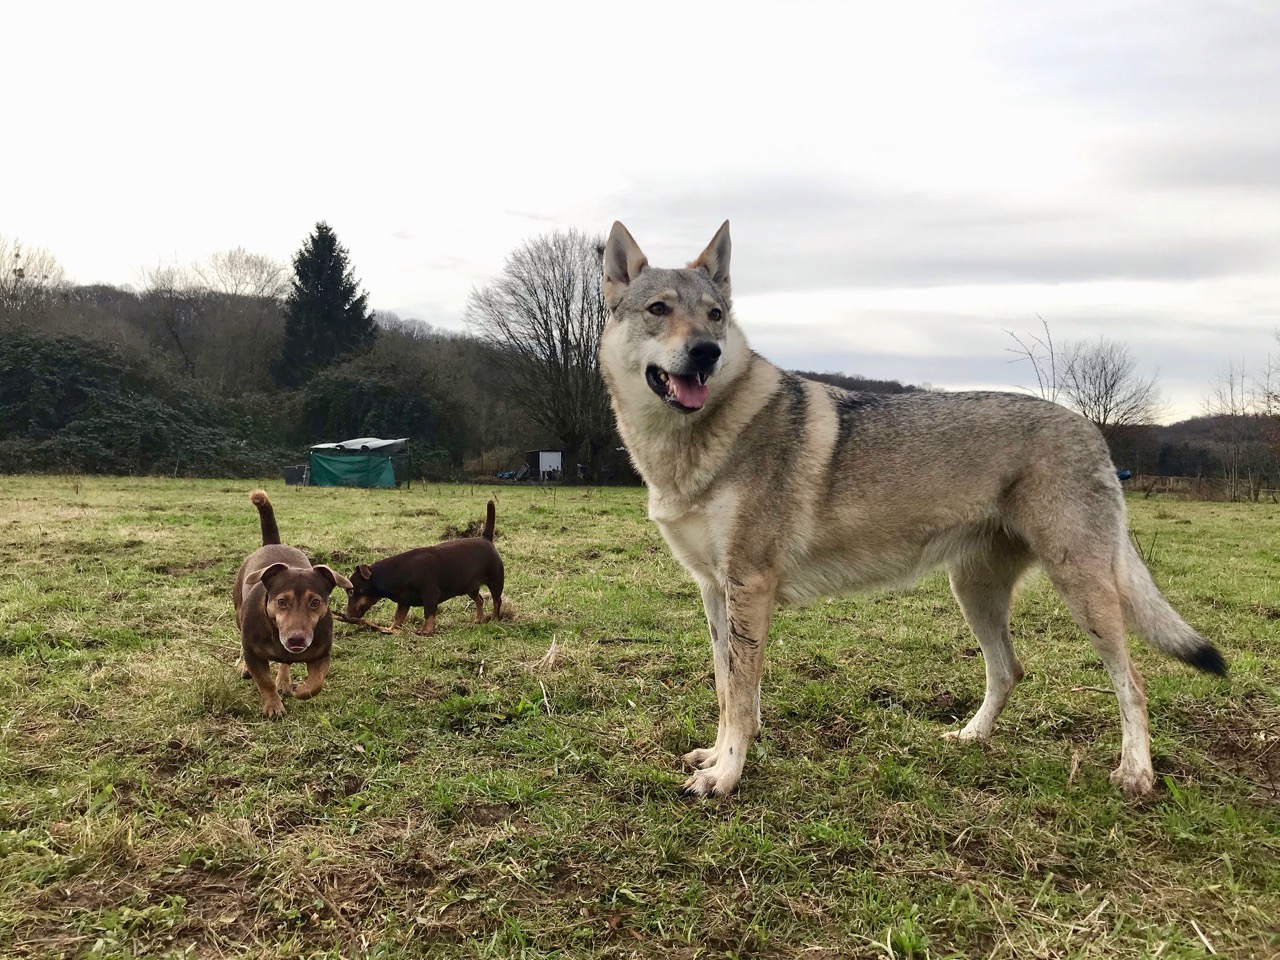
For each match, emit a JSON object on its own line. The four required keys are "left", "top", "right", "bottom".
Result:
{"left": 646, "top": 340, "right": 721, "bottom": 412}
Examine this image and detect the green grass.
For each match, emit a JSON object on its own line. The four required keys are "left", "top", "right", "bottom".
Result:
{"left": 0, "top": 476, "right": 1276, "bottom": 959}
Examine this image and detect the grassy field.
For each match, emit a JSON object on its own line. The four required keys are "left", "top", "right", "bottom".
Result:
{"left": 0, "top": 476, "right": 1276, "bottom": 959}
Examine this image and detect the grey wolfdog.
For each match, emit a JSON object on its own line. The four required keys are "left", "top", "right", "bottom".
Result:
{"left": 599, "top": 220, "right": 1225, "bottom": 799}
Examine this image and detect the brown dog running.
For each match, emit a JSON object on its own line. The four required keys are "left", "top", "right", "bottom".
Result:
{"left": 343, "top": 500, "right": 504, "bottom": 634}
{"left": 233, "top": 490, "right": 352, "bottom": 717}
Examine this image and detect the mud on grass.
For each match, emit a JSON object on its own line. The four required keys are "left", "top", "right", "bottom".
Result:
{"left": 0, "top": 477, "right": 1277, "bottom": 958}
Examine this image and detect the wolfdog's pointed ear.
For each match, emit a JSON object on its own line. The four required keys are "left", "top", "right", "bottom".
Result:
{"left": 690, "top": 220, "right": 732, "bottom": 301}
{"left": 603, "top": 221, "right": 648, "bottom": 309}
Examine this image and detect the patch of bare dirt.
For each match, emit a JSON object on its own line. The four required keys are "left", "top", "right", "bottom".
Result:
{"left": 440, "top": 515, "right": 494, "bottom": 540}
{"left": 457, "top": 802, "right": 516, "bottom": 826}
{"left": 1159, "top": 693, "right": 1280, "bottom": 803}
{"left": 866, "top": 684, "right": 976, "bottom": 723}
{"left": 1202, "top": 701, "right": 1280, "bottom": 802}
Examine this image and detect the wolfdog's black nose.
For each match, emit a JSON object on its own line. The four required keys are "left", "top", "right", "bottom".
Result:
{"left": 688, "top": 341, "right": 721, "bottom": 371}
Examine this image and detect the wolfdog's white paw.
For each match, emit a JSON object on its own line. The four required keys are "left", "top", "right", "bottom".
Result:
{"left": 1110, "top": 762, "right": 1155, "bottom": 798}
{"left": 942, "top": 718, "right": 993, "bottom": 742}
{"left": 680, "top": 764, "right": 741, "bottom": 798}
{"left": 682, "top": 746, "right": 720, "bottom": 770}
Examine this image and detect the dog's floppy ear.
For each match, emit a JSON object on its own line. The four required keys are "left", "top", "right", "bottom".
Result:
{"left": 602, "top": 221, "right": 648, "bottom": 309}
{"left": 357, "top": 564, "right": 373, "bottom": 580}
{"left": 245, "top": 562, "right": 290, "bottom": 588}
{"left": 689, "top": 220, "right": 732, "bottom": 302}
{"left": 312, "top": 564, "right": 353, "bottom": 591}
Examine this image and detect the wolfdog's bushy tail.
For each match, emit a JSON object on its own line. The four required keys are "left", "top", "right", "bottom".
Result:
{"left": 1118, "top": 539, "right": 1226, "bottom": 675}
{"left": 249, "top": 489, "right": 281, "bottom": 546}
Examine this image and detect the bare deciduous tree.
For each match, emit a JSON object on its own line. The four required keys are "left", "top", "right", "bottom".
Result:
{"left": 195, "top": 249, "right": 288, "bottom": 392}
{"left": 1249, "top": 339, "right": 1280, "bottom": 494}
{"left": 371, "top": 310, "right": 436, "bottom": 338}
{"left": 192, "top": 247, "right": 288, "bottom": 300}
{"left": 0, "top": 235, "right": 67, "bottom": 320}
{"left": 1007, "top": 321, "right": 1162, "bottom": 439}
{"left": 1004, "top": 315, "right": 1061, "bottom": 403}
{"left": 465, "top": 229, "right": 613, "bottom": 480}
{"left": 1059, "top": 337, "right": 1163, "bottom": 440}
{"left": 1252, "top": 351, "right": 1280, "bottom": 418}
{"left": 138, "top": 262, "right": 203, "bottom": 375}
{"left": 138, "top": 249, "right": 287, "bottom": 391}
{"left": 1204, "top": 359, "right": 1255, "bottom": 501}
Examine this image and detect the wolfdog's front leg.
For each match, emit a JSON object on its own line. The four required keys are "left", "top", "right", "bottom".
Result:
{"left": 682, "top": 572, "right": 775, "bottom": 798}
{"left": 684, "top": 579, "right": 730, "bottom": 772}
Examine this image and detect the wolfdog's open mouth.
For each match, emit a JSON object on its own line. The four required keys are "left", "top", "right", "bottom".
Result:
{"left": 646, "top": 365, "right": 709, "bottom": 413}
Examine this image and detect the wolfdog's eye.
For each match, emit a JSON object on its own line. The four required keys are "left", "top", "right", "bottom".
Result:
{"left": 310, "top": 597, "right": 321, "bottom": 609}
{"left": 276, "top": 597, "right": 288, "bottom": 608}
{"left": 647, "top": 302, "right": 668, "bottom": 316}
{"left": 708, "top": 308, "right": 723, "bottom": 322}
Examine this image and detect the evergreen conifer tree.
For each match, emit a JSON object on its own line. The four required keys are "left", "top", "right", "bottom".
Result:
{"left": 273, "top": 222, "right": 375, "bottom": 387}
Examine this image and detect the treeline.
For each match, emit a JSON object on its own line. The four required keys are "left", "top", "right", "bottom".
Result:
{"left": 0, "top": 228, "right": 539, "bottom": 479}
{"left": 0, "top": 224, "right": 936, "bottom": 484}
{"left": 1109, "top": 416, "right": 1280, "bottom": 500}
{"left": 1004, "top": 320, "right": 1280, "bottom": 500}
{"left": 0, "top": 303, "right": 537, "bottom": 480}
{"left": 5, "top": 226, "right": 1276, "bottom": 494}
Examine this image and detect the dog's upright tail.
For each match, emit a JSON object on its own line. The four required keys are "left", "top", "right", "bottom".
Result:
{"left": 249, "top": 489, "right": 281, "bottom": 546}
{"left": 482, "top": 500, "right": 496, "bottom": 541}
{"left": 1117, "top": 538, "right": 1226, "bottom": 675}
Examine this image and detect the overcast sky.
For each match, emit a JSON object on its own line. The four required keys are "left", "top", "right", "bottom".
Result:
{"left": 5, "top": 1, "right": 1278, "bottom": 421}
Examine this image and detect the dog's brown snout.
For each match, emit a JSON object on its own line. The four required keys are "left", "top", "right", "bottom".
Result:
{"left": 688, "top": 341, "right": 721, "bottom": 371}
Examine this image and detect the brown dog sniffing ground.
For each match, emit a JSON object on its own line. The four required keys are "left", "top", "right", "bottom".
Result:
{"left": 233, "top": 490, "right": 352, "bottom": 717}
{"left": 343, "top": 500, "right": 504, "bottom": 635}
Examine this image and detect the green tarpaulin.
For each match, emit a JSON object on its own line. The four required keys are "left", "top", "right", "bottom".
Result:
{"left": 308, "top": 451, "right": 396, "bottom": 488}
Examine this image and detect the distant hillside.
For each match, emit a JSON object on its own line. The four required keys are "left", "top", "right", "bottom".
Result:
{"left": 1090, "top": 413, "right": 1275, "bottom": 484}
{"left": 793, "top": 370, "right": 923, "bottom": 394}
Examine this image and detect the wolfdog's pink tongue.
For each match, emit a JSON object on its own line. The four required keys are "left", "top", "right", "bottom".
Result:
{"left": 669, "top": 374, "right": 708, "bottom": 410}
